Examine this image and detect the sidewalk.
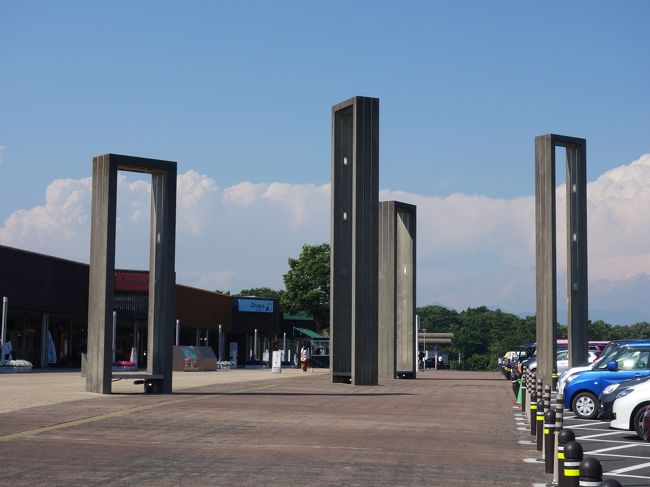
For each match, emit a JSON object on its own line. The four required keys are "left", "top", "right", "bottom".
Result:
{"left": 0, "top": 369, "right": 539, "bottom": 486}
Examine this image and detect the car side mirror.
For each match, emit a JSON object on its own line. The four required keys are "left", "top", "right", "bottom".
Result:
{"left": 607, "top": 361, "right": 618, "bottom": 372}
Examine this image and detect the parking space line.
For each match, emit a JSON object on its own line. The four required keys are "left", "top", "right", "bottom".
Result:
{"left": 605, "top": 472, "right": 650, "bottom": 480}
{"left": 586, "top": 443, "right": 639, "bottom": 454}
{"left": 609, "top": 461, "right": 650, "bottom": 474}
{"left": 589, "top": 452, "right": 650, "bottom": 460}
{"left": 568, "top": 427, "right": 612, "bottom": 433}
{"left": 576, "top": 431, "right": 627, "bottom": 440}
{"left": 566, "top": 422, "right": 611, "bottom": 430}
{"left": 575, "top": 438, "right": 642, "bottom": 445}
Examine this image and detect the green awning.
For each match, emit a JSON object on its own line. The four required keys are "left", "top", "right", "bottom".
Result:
{"left": 293, "top": 327, "right": 324, "bottom": 339}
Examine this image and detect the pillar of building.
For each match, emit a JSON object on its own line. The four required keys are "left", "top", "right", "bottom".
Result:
{"left": 535, "top": 135, "right": 588, "bottom": 387}
{"left": 330, "top": 96, "right": 379, "bottom": 385}
{"left": 378, "top": 201, "right": 417, "bottom": 381}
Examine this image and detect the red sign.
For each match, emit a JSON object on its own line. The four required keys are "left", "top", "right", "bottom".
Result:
{"left": 115, "top": 272, "right": 149, "bottom": 293}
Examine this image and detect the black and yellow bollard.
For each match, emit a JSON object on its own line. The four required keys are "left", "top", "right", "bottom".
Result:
{"left": 530, "top": 390, "right": 538, "bottom": 436}
{"left": 536, "top": 397, "right": 545, "bottom": 452}
{"left": 552, "top": 366, "right": 558, "bottom": 391}
{"left": 557, "top": 428, "right": 576, "bottom": 487}
{"left": 579, "top": 457, "right": 602, "bottom": 487}
{"left": 544, "top": 409, "right": 556, "bottom": 474}
{"left": 553, "top": 393, "right": 565, "bottom": 485}
{"left": 521, "top": 366, "right": 527, "bottom": 413}
{"left": 563, "top": 440, "right": 583, "bottom": 487}
{"left": 544, "top": 384, "right": 552, "bottom": 423}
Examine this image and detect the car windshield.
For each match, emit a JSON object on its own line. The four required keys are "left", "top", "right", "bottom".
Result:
{"left": 593, "top": 343, "right": 620, "bottom": 369}
{"left": 597, "top": 347, "right": 650, "bottom": 371}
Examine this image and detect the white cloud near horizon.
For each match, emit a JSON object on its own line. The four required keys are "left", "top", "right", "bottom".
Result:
{"left": 1, "top": 154, "right": 650, "bottom": 322}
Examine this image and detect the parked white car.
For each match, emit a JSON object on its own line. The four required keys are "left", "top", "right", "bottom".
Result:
{"left": 610, "top": 379, "right": 650, "bottom": 439}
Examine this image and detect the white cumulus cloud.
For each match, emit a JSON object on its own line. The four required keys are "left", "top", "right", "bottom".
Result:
{"left": 1, "top": 154, "right": 650, "bottom": 322}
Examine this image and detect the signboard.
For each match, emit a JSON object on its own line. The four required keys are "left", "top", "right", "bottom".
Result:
{"left": 238, "top": 298, "right": 273, "bottom": 313}
{"left": 282, "top": 311, "right": 314, "bottom": 320}
{"left": 115, "top": 271, "right": 149, "bottom": 293}
{"left": 272, "top": 350, "right": 282, "bottom": 373}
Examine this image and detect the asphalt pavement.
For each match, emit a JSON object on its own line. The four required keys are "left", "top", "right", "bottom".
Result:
{"left": 0, "top": 368, "right": 538, "bottom": 486}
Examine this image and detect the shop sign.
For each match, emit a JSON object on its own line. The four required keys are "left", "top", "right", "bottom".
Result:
{"left": 115, "top": 272, "right": 149, "bottom": 292}
{"left": 237, "top": 298, "right": 273, "bottom": 313}
{"left": 282, "top": 311, "right": 314, "bottom": 320}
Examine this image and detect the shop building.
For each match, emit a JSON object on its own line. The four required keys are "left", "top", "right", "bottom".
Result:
{"left": 0, "top": 244, "right": 288, "bottom": 368}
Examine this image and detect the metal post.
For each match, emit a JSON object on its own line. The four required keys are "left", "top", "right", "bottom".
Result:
{"left": 554, "top": 393, "right": 564, "bottom": 486}
{"left": 283, "top": 332, "right": 287, "bottom": 362}
{"left": 254, "top": 328, "right": 258, "bottom": 360}
{"left": 195, "top": 328, "right": 200, "bottom": 347}
{"left": 1, "top": 297, "right": 7, "bottom": 353}
{"left": 530, "top": 389, "right": 538, "bottom": 437}
{"left": 521, "top": 367, "right": 527, "bottom": 413}
{"left": 542, "top": 384, "right": 551, "bottom": 456}
{"left": 544, "top": 409, "right": 556, "bottom": 474}
{"left": 205, "top": 329, "right": 209, "bottom": 347}
{"left": 423, "top": 333, "right": 426, "bottom": 370}
{"left": 175, "top": 319, "right": 180, "bottom": 346}
{"left": 132, "top": 322, "right": 138, "bottom": 367}
{"left": 40, "top": 313, "right": 48, "bottom": 369}
{"left": 218, "top": 324, "right": 223, "bottom": 361}
{"left": 112, "top": 311, "right": 117, "bottom": 363}
{"left": 537, "top": 397, "right": 545, "bottom": 452}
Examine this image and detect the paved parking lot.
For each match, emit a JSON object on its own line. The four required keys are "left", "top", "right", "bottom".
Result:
{"left": 510, "top": 393, "right": 650, "bottom": 487}
{"left": 1, "top": 369, "right": 538, "bottom": 486}
{"left": 563, "top": 412, "right": 650, "bottom": 486}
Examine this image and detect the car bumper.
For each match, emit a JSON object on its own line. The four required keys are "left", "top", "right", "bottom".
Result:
{"left": 610, "top": 416, "right": 628, "bottom": 431}
{"left": 598, "top": 400, "right": 615, "bottom": 421}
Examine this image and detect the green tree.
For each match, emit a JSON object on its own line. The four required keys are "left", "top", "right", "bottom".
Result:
{"left": 236, "top": 287, "right": 284, "bottom": 299}
{"left": 588, "top": 320, "right": 613, "bottom": 341}
{"left": 281, "top": 243, "right": 330, "bottom": 327}
{"left": 417, "top": 305, "right": 460, "bottom": 333}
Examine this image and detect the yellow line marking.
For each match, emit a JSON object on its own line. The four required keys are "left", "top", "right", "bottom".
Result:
{"left": 0, "top": 383, "right": 277, "bottom": 442}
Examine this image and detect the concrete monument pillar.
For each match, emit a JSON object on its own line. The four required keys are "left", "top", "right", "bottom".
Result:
{"left": 378, "top": 201, "right": 416, "bottom": 381}
{"left": 330, "top": 96, "right": 379, "bottom": 385}
{"left": 86, "top": 154, "right": 177, "bottom": 394}
{"left": 535, "top": 135, "right": 588, "bottom": 387}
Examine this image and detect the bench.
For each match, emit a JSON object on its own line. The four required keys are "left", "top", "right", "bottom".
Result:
{"left": 112, "top": 373, "right": 165, "bottom": 393}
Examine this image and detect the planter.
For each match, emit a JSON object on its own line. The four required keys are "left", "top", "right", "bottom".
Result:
{"left": 0, "top": 366, "right": 32, "bottom": 373}
{"left": 111, "top": 365, "right": 138, "bottom": 372}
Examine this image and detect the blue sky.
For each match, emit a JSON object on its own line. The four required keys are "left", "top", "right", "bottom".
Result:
{"left": 1, "top": 2, "right": 649, "bottom": 323}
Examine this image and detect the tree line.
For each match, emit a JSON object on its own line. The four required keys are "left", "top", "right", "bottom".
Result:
{"left": 417, "top": 304, "right": 650, "bottom": 370}
{"left": 224, "top": 242, "right": 650, "bottom": 371}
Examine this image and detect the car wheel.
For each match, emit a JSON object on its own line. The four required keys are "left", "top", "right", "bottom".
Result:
{"left": 572, "top": 392, "right": 598, "bottom": 419}
{"left": 633, "top": 405, "right": 650, "bottom": 440}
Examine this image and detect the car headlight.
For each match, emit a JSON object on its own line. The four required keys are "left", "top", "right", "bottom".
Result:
{"left": 603, "top": 383, "right": 620, "bottom": 395}
{"left": 566, "top": 374, "right": 579, "bottom": 384}
{"left": 616, "top": 388, "right": 633, "bottom": 399}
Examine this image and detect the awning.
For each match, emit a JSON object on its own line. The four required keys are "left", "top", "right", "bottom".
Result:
{"left": 293, "top": 327, "right": 325, "bottom": 339}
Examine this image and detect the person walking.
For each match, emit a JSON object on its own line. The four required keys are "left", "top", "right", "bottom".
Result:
{"left": 300, "top": 344, "right": 310, "bottom": 372}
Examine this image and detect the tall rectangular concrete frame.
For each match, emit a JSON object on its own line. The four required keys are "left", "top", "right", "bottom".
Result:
{"left": 86, "top": 154, "right": 177, "bottom": 394}
{"left": 330, "top": 96, "right": 379, "bottom": 385}
{"left": 535, "top": 135, "right": 588, "bottom": 388}
{"left": 379, "top": 201, "right": 417, "bottom": 381}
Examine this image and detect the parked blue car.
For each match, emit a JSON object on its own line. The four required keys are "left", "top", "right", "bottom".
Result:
{"left": 564, "top": 342, "right": 650, "bottom": 419}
